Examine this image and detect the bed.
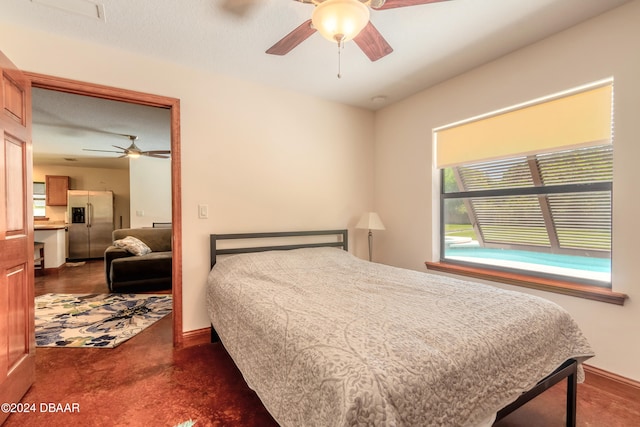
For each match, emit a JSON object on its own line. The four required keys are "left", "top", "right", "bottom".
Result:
{"left": 206, "top": 230, "right": 594, "bottom": 427}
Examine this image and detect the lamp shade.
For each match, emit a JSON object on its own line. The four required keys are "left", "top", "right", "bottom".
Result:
{"left": 312, "top": 0, "right": 370, "bottom": 43}
{"left": 356, "top": 212, "right": 385, "bottom": 231}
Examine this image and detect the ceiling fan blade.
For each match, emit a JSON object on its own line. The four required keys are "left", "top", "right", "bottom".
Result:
{"left": 374, "top": 0, "right": 451, "bottom": 10}
{"left": 112, "top": 145, "right": 129, "bottom": 151}
{"left": 145, "top": 153, "right": 170, "bottom": 159}
{"left": 354, "top": 21, "right": 393, "bottom": 62}
{"left": 82, "top": 148, "right": 122, "bottom": 153}
{"left": 266, "top": 19, "right": 317, "bottom": 56}
{"left": 142, "top": 150, "right": 171, "bottom": 155}
{"left": 34, "top": 122, "right": 133, "bottom": 139}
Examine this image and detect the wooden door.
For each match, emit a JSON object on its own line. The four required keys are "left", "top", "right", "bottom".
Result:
{"left": 0, "top": 50, "right": 35, "bottom": 424}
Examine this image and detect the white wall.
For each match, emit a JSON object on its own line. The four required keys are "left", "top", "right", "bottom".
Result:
{"left": 374, "top": 1, "right": 640, "bottom": 381}
{"left": 0, "top": 23, "right": 375, "bottom": 333}
{"left": 129, "top": 156, "right": 171, "bottom": 228}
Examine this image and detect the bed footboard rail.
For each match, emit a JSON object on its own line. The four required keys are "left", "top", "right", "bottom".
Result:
{"left": 494, "top": 358, "right": 578, "bottom": 427}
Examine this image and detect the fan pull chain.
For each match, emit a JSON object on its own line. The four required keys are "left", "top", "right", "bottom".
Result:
{"left": 334, "top": 34, "right": 345, "bottom": 79}
{"left": 337, "top": 40, "right": 342, "bottom": 79}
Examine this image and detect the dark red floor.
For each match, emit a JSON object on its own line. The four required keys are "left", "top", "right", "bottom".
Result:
{"left": 5, "top": 315, "right": 278, "bottom": 427}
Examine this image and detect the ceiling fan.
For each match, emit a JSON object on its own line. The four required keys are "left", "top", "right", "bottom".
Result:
{"left": 265, "top": 0, "right": 451, "bottom": 62}
{"left": 83, "top": 135, "right": 171, "bottom": 159}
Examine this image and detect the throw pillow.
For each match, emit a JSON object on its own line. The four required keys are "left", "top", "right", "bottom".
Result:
{"left": 114, "top": 236, "right": 152, "bottom": 256}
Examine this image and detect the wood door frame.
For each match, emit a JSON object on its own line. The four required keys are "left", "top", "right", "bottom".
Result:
{"left": 25, "top": 72, "right": 184, "bottom": 347}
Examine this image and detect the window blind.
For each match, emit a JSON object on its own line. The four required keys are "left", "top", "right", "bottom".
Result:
{"left": 435, "top": 83, "right": 613, "bottom": 168}
{"left": 450, "top": 145, "right": 612, "bottom": 252}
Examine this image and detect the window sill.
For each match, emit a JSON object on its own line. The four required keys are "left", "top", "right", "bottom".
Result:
{"left": 424, "top": 261, "right": 627, "bottom": 306}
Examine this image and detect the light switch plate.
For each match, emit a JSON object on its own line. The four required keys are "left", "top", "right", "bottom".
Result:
{"left": 198, "top": 204, "right": 208, "bottom": 219}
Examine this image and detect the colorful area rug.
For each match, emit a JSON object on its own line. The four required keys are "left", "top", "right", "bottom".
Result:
{"left": 35, "top": 293, "right": 172, "bottom": 348}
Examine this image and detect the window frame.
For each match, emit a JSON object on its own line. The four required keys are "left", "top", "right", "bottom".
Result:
{"left": 427, "top": 81, "right": 627, "bottom": 305}
{"left": 424, "top": 260, "right": 627, "bottom": 305}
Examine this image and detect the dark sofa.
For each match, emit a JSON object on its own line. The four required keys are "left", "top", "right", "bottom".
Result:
{"left": 104, "top": 227, "right": 172, "bottom": 292}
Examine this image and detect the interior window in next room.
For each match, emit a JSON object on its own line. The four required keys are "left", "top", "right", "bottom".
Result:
{"left": 33, "top": 181, "right": 46, "bottom": 218}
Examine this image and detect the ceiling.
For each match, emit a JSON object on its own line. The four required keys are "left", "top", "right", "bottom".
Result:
{"left": 1, "top": 0, "right": 631, "bottom": 168}
{"left": 31, "top": 88, "right": 171, "bottom": 169}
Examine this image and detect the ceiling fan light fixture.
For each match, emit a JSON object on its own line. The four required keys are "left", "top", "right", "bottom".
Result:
{"left": 126, "top": 139, "right": 142, "bottom": 158}
{"left": 312, "top": 0, "right": 370, "bottom": 43}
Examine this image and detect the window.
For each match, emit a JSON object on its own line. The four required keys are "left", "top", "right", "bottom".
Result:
{"left": 441, "top": 145, "right": 612, "bottom": 286}
{"left": 33, "top": 181, "right": 46, "bottom": 217}
{"left": 433, "top": 81, "right": 614, "bottom": 289}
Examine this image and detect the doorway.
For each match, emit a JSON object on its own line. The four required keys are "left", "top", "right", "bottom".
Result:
{"left": 27, "top": 72, "right": 183, "bottom": 346}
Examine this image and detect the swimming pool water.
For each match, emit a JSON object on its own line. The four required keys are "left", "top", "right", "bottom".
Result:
{"left": 445, "top": 247, "right": 610, "bottom": 273}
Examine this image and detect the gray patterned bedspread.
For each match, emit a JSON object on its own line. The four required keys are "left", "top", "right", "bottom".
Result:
{"left": 206, "top": 247, "right": 594, "bottom": 427}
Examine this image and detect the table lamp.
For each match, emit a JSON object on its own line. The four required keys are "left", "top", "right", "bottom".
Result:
{"left": 356, "top": 212, "right": 385, "bottom": 261}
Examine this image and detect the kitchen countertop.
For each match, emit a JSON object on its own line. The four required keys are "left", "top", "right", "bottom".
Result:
{"left": 34, "top": 224, "right": 67, "bottom": 230}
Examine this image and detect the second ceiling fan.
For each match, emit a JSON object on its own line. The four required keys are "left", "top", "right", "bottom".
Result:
{"left": 83, "top": 134, "right": 171, "bottom": 159}
{"left": 266, "top": 0, "right": 450, "bottom": 62}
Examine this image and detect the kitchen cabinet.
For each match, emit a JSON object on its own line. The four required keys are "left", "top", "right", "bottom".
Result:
{"left": 45, "top": 175, "right": 69, "bottom": 206}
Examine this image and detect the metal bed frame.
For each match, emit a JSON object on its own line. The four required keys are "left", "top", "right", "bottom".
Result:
{"left": 210, "top": 229, "right": 348, "bottom": 268}
{"left": 208, "top": 229, "right": 578, "bottom": 427}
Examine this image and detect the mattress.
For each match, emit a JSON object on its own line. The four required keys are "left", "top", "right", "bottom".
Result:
{"left": 206, "top": 247, "right": 594, "bottom": 427}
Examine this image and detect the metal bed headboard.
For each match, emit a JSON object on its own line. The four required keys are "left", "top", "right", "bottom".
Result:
{"left": 210, "top": 229, "right": 348, "bottom": 268}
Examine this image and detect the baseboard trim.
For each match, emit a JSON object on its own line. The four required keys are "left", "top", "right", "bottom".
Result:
{"left": 583, "top": 364, "right": 640, "bottom": 399}
{"left": 180, "top": 326, "right": 212, "bottom": 348}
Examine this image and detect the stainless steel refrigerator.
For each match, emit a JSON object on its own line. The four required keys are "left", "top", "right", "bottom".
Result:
{"left": 67, "top": 190, "right": 114, "bottom": 260}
